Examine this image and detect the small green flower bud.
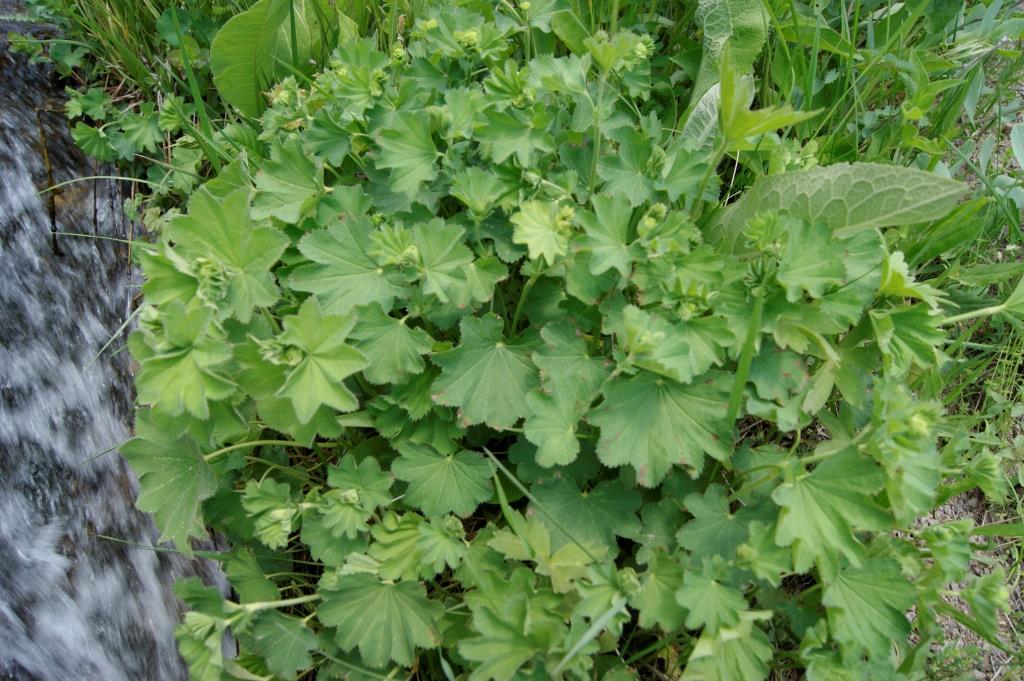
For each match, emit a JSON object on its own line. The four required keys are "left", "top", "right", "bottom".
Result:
{"left": 454, "top": 29, "right": 479, "bottom": 49}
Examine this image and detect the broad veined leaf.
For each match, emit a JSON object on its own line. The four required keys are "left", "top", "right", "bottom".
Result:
{"left": 675, "top": 569, "right": 748, "bottom": 633}
{"left": 392, "top": 442, "right": 493, "bottom": 517}
{"left": 772, "top": 448, "right": 890, "bottom": 574}
{"left": 714, "top": 163, "right": 966, "bottom": 251}
{"left": 457, "top": 256, "right": 509, "bottom": 306}
{"left": 532, "top": 320, "right": 611, "bottom": 404}
{"left": 169, "top": 188, "right": 289, "bottom": 322}
{"left": 822, "top": 559, "right": 915, "bottom": 660}
{"left": 369, "top": 511, "right": 427, "bottom": 581}
{"left": 211, "top": 0, "right": 335, "bottom": 117}
{"left": 138, "top": 244, "right": 198, "bottom": 307}
{"left": 745, "top": 345, "right": 812, "bottom": 432}
{"left": 777, "top": 219, "right": 846, "bottom": 301}
{"left": 573, "top": 564, "right": 632, "bottom": 637}
{"left": 412, "top": 219, "right": 474, "bottom": 304}
{"left": 66, "top": 86, "right": 111, "bottom": 119}
{"left": 589, "top": 371, "right": 731, "bottom": 486}
{"left": 120, "top": 103, "right": 162, "bottom": 153}
{"left": 597, "top": 129, "right": 656, "bottom": 206}
{"left": 203, "top": 156, "right": 252, "bottom": 198}
{"left": 550, "top": 9, "right": 590, "bottom": 55}
{"left": 252, "top": 139, "right": 325, "bottom": 223}
{"left": 132, "top": 302, "right": 236, "bottom": 419}
{"left": 235, "top": 340, "right": 342, "bottom": 445}
{"left": 459, "top": 604, "right": 542, "bottom": 681}
{"left": 692, "top": 0, "right": 769, "bottom": 101}
{"left": 306, "top": 107, "right": 352, "bottom": 165}
{"left": 878, "top": 251, "right": 946, "bottom": 309}
{"left": 998, "top": 274, "right": 1024, "bottom": 319}
{"left": 451, "top": 167, "right": 507, "bottom": 217}
{"left": 318, "top": 573, "right": 442, "bottom": 668}
{"left": 315, "top": 486, "right": 371, "bottom": 540}
{"left": 523, "top": 389, "right": 584, "bottom": 467}
{"left": 717, "top": 50, "right": 820, "bottom": 146}
{"left": 417, "top": 515, "right": 467, "bottom": 575}
{"left": 676, "top": 484, "right": 765, "bottom": 561}
{"left": 583, "top": 29, "right": 644, "bottom": 73}
{"left": 682, "top": 611, "right": 773, "bottom": 681}
{"left": 223, "top": 549, "right": 279, "bottom": 603}
{"left": 619, "top": 305, "right": 733, "bottom": 385}
{"left": 818, "top": 229, "right": 887, "bottom": 327}
{"left": 417, "top": 6, "right": 510, "bottom": 61}
{"left": 121, "top": 411, "right": 216, "bottom": 552}
{"left": 632, "top": 553, "right": 687, "bottom": 631}
{"left": 868, "top": 383, "right": 942, "bottom": 526}
{"left": 510, "top": 200, "right": 571, "bottom": 265}
{"left": 290, "top": 216, "right": 409, "bottom": 314}
{"left": 174, "top": 579, "right": 234, "bottom": 680}
{"left": 527, "top": 53, "right": 591, "bottom": 96}
{"left": 963, "top": 571, "right": 1010, "bottom": 645}
{"left": 351, "top": 303, "right": 433, "bottom": 384}
{"left": 487, "top": 512, "right": 596, "bottom": 592}
{"left": 476, "top": 107, "right": 555, "bottom": 166}
{"left": 659, "top": 137, "right": 711, "bottom": 201}
{"left": 920, "top": 521, "right": 973, "bottom": 585}
{"left": 682, "top": 84, "right": 722, "bottom": 151}
{"left": 327, "top": 454, "right": 393, "bottom": 511}
{"left": 249, "top": 612, "right": 317, "bottom": 680}
{"left": 529, "top": 477, "right": 641, "bottom": 552}
{"left": 242, "top": 477, "right": 299, "bottom": 548}
{"left": 869, "top": 305, "right": 946, "bottom": 374}
{"left": 441, "top": 86, "right": 485, "bottom": 141}
{"left": 209, "top": 0, "right": 289, "bottom": 117}
{"left": 519, "top": 0, "right": 567, "bottom": 31}
{"left": 577, "top": 193, "right": 638, "bottom": 277}
{"left": 636, "top": 499, "right": 687, "bottom": 565}
{"left": 377, "top": 112, "right": 440, "bottom": 196}
{"left": 275, "top": 298, "right": 368, "bottom": 423}
{"left": 736, "top": 521, "right": 791, "bottom": 586}
{"left": 430, "top": 314, "right": 540, "bottom": 429}
{"left": 326, "top": 37, "right": 390, "bottom": 117}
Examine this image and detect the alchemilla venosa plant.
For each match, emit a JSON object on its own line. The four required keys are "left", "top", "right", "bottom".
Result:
{"left": 120, "top": 1, "right": 1024, "bottom": 679}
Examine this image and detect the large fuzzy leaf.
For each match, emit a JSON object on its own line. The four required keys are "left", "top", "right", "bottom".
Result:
{"left": 692, "top": 0, "right": 768, "bottom": 101}
{"left": 713, "top": 163, "right": 966, "bottom": 250}
{"left": 211, "top": 0, "right": 336, "bottom": 117}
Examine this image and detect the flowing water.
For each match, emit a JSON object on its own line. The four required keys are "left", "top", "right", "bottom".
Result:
{"left": 0, "top": 14, "right": 222, "bottom": 681}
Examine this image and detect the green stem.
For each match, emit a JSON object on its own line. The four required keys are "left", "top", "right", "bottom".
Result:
{"left": 942, "top": 305, "right": 1004, "bottom": 326}
{"left": 725, "top": 287, "right": 764, "bottom": 430}
{"left": 509, "top": 268, "right": 542, "bottom": 334}
{"left": 240, "top": 593, "right": 321, "bottom": 614}
{"left": 695, "top": 141, "right": 727, "bottom": 221}
{"left": 204, "top": 439, "right": 335, "bottom": 464}
{"left": 170, "top": 7, "right": 222, "bottom": 171}
{"left": 288, "top": 0, "right": 299, "bottom": 70}
{"left": 589, "top": 74, "right": 607, "bottom": 190}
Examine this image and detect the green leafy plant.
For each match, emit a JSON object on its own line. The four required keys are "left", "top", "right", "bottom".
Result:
{"left": 47, "top": 0, "right": 1024, "bottom": 678}
{"left": 209, "top": 0, "right": 344, "bottom": 117}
